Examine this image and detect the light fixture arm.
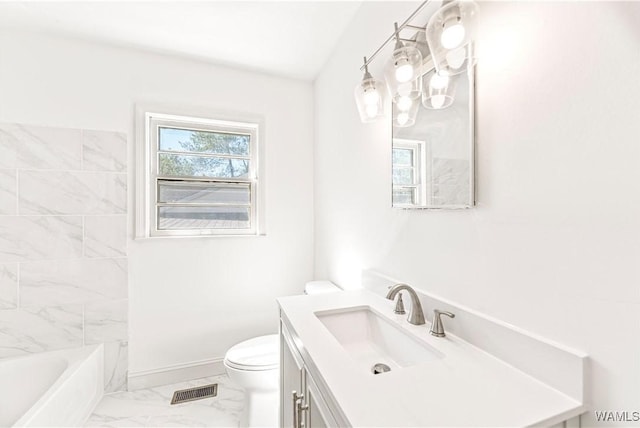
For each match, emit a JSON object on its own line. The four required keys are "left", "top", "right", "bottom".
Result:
{"left": 393, "top": 22, "right": 403, "bottom": 51}
{"left": 359, "top": 0, "right": 433, "bottom": 71}
{"left": 361, "top": 56, "right": 373, "bottom": 80}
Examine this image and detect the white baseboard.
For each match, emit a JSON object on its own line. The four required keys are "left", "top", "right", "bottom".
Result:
{"left": 128, "top": 357, "right": 226, "bottom": 391}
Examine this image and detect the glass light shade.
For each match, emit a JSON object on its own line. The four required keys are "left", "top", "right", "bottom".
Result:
{"left": 392, "top": 95, "right": 420, "bottom": 127}
{"left": 422, "top": 69, "right": 456, "bottom": 109}
{"left": 354, "top": 76, "right": 386, "bottom": 123}
{"left": 385, "top": 44, "right": 423, "bottom": 100}
{"left": 426, "top": 0, "right": 479, "bottom": 75}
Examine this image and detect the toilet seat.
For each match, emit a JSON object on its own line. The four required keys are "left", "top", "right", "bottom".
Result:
{"left": 224, "top": 334, "right": 279, "bottom": 371}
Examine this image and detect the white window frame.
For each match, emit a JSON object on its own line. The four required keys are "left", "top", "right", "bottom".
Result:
{"left": 136, "top": 106, "right": 265, "bottom": 238}
{"left": 392, "top": 138, "right": 428, "bottom": 207}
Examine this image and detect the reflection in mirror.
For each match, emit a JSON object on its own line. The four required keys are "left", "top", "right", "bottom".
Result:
{"left": 392, "top": 66, "right": 474, "bottom": 209}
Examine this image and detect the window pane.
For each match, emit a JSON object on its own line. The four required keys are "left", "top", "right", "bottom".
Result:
{"left": 159, "top": 127, "right": 250, "bottom": 156}
{"left": 158, "top": 206, "right": 250, "bottom": 230}
{"left": 393, "top": 167, "right": 414, "bottom": 185}
{"left": 393, "top": 188, "right": 415, "bottom": 205}
{"left": 159, "top": 153, "right": 249, "bottom": 178}
{"left": 158, "top": 182, "right": 250, "bottom": 205}
{"left": 392, "top": 148, "right": 413, "bottom": 166}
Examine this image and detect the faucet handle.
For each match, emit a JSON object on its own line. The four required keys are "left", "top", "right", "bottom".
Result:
{"left": 393, "top": 292, "right": 406, "bottom": 315}
{"left": 430, "top": 309, "right": 455, "bottom": 337}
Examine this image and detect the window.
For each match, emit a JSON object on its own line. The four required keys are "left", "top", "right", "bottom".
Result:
{"left": 138, "top": 111, "right": 263, "bottom": 237}
{"left": 392, "top": 138, "right": 427, "bottom": 207}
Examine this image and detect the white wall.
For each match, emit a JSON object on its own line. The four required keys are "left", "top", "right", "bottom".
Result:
{"left": 0, "top": 29, "right": 315, "bottom": 375}
{"left": 314, "top": 2, "right": 640, "bottom": 426}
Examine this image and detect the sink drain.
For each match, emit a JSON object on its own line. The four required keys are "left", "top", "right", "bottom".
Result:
{"left": 371, "top": 363, "right": 391, "bottom": 375}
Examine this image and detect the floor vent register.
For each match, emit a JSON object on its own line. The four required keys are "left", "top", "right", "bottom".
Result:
{"left": 170, "top": 383, "right": 218, "bottom": 405}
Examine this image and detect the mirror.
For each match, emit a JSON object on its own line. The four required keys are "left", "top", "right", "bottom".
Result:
{"left": 392, "top": 59, "right": 475, "bottom": 209}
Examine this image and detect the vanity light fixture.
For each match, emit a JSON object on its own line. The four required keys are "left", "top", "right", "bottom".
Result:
{"left": 355, "top": 0, "right": 478, "bottom": 124}
{"left": 354, "top": 56, "right": 386, "bottom": 122}
{"left": 385, "top": 23, "right": 423, "bottom": 103}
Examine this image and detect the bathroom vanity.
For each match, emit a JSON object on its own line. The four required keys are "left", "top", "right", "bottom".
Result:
{"left": 281, "top": 320, "right": 343, "bottom": 427}
{"left": 278, "top": 285, "right": 586, "bottom": 427}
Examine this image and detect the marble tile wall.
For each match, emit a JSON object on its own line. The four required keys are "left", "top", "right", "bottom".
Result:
{"left": 0, "top": 123, "right": 129, "bottom": 393}
{"left": 431, "top": 158, "right": 471, "bottom": 206}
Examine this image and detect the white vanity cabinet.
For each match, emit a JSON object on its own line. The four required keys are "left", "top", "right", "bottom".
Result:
{"left": 280, "top": 318, "right": 341, "bottom": 428}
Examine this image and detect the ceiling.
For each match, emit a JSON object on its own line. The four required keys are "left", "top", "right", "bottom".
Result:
{"left": 0, "top": 1, "right": 363, "bottom": 81}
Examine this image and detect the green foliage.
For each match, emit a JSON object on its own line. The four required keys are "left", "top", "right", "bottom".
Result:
{"left": 160, "top": 130, "right": 250, "bottom": 178}
{"left": 182, "top": 131, "right": 248, "bottom": 156}
{"left": 159, "top": 153, "right": 195, "bottom": 176}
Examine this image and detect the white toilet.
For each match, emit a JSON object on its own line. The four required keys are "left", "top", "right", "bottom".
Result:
{"left": 224, "top": 281, "right": 340, "bottom": 428}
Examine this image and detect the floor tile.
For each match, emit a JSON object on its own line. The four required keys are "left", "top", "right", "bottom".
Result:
{"left": 85, "top": 375, "right": 243, "bottom": 427}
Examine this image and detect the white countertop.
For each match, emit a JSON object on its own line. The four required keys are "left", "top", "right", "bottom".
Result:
{"left": 278, "top": 290, "right": 585, "bottom": 427}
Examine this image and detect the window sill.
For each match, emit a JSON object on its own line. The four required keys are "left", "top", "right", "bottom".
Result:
{"left": 135, "top": 232, "right": 266, "bottom": 240}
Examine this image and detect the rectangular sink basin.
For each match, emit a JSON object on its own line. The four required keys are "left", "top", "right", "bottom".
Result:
{"left": 315, "top": 306, "right": 443, "bottom": 372}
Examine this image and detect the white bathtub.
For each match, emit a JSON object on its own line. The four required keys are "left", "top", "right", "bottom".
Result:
{"left": 0, "top": 345, "right": 104, "bottom": 427}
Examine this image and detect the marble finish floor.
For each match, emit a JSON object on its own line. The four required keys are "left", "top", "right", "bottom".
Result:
{"left": 85, "top": 375, "right": 244, "bottom": 427}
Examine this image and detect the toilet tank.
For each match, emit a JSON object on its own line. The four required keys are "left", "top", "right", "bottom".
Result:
{"left": 304, "top": 281, "right": 340, "bottom": 295}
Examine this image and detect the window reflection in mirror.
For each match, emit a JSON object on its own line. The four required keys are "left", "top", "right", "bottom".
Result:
{"left": 392, "top": 139, "right": 427, "bottom": 206}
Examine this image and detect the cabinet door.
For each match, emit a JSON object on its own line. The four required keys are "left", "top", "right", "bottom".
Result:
{"left": 305, "top": 369, "right": 339, "bottom": 428}
{"left": 281, "top": 322, "right": 305, "bottom": 428}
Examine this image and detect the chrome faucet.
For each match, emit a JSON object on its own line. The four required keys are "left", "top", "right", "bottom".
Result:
{"left": 385, "top": 283, "right": 425, "bottom": 325}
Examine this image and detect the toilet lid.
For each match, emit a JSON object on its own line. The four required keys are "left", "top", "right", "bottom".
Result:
{"left": 224, "top": 334, "right": 279, "bottom": 371}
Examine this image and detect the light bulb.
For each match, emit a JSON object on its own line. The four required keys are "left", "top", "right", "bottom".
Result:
{"left": 397, "top": 112, "right": 409, "bottom": 126}
{"left": 446, "top": 47, "right": 467, "bottom": 69}
{"left": 365, "top": 104, "right": 379, "bottom": 118}
{"left": 395, "top": 62, "right": 414, "bottom": 83}
{"left": 396, "top": 95, "right": 413, "bottom": 111}
{"left": 429, "top": 73, "right": 449, "bottom": 90}
{"left": 363, "top": 88, "right": 380, "bottom": 106}
{"left": 431, "top": 95, "right": 446, "bottom": 109}
{"left": 441, "top": 22, "right": 465, "bottom": 49}
{"left": 396, "top": 82, "right": 414, "bottom": 98}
